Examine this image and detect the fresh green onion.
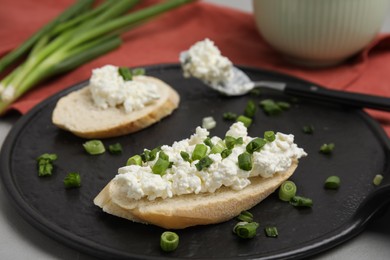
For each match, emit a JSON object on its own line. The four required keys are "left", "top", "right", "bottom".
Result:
{"left": 236, "top": 115, "right": 252, "bottom": 128}
{"left": 37, "top": 153, "right": 58, "bottom": 177}
{"left": 141, "top": 149, "right": 151, "bottom": 162}
{"left": 210, "top": 140, "right": 226, "bottom": 154}
{"left": 64, "top": 172, "right": 81, "bottom": 189}
{"left": 225, "top": 136, "right": 243, "bottom": 149}
{"left": 195, "top": 156, "right": 213, "bottom": 171}
{"left": 160, "top": 231, "right": 179, "bottom": 252}
{"left": 221, "top": 148, "right": 232, "bottom": 159}
{"left": 276, "top": 101, "right": 290, "bottom": 110}
{"left": 118, "top": 67, "right": 133, "bottom": 81}
{"left": 244, "top": 100, "right": 257, "bottom": 118}
{"left": 149, "top": 147, "right": 161, "bottom": 161}
{"left": 290, "top": 196, "right": 313, "bottom": 208}
{"left": 202, "top": 116, "right": 216, "bottom": 130}
{"left": 238, "top": 152, "right": 252, "bottom": 171}
{"left": 373, "top": 174, "right": 384, "bottom": 186}
{"left": 246, "top": 138, "right": 266, "bottom": 154}
{"left": 264, "top": 131, "right": 276, "bottom": 142}
{"left": 108, "top": 143, "right": 123, "bottom": 155}
{"left": 126, "top": 155, "right": 142, "bottom": 166}
{"left": 319, "top": 143, "right": 335, "bottom": 154}
{"left": 278, "top": 180, "right": 297, "bottom": 201}
{"left": 191, "top": 144, "right": 208, "bottom": 161}
{"left": 302, "top": 125, "right": 314, "bottom": 134}
{"left": 223, "top": 112, "right": 237, "bottom": 121}
{"left": 152, "top": 158, "right": 170, "bottom": 175}
{"left": 259, "top": 99, "right": 290, "bottom": 116}
{"left": 237, "top": 211, "right": 253, "bottom": 222}
{"left": 324, "top": 176, "right": 340, "bottom": 189}
{"left": 203, "top": 137, "right": 214, "bottom": 148}
{"left": 180, "top": 151, "right": 191, "bottom": 162}
{"left": 132, "top": 67, "right": 145, "bottom": 76}
{"left": 264, "top": 226, "right": 278, "bottom": 238}
{"left": 83, "top": 140, "right": 105, "bottom": 155}
{"left": 158, "top": 151, "right": 169, "bottom": 161}
{"left": 233, "top": 221, "right": 259, "bottom": 239}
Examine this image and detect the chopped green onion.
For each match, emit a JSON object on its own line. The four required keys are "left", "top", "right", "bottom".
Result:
{"left": 246, "top": 138, "right": 266, "bottom": 154}
{"left": 202, "top": 116, "right": 216, "bottom": 130}
{"left": 63, "top": 172, "right": 81, "bottom": 189}
{"left": 83, "top": 140, "right": 105, "bottom": 155}
{"left": 278, "top": 181, "right": 297, "bottom": 201}
{"left": 233, "top": 221, "right": 259, "bottom": 239}
{"left": 126, "top": 155, "right": 142, "bottom": 166}
{"left": 324, "top": 176, "right": 340, "bottom": 189}
{"left": 132, "top": 67, "right": 145, "bottom": 76}
{"left": 160, "top": 231, "right": 179, "bottom": 252}
{"left": 238, "top": 152, "right": 252, "bottom": 171}
{"left": 290, "top": 196, "right": 313, "bottom": 208}
{"left": 37, "top": 153, "right": 58, "bottom": 177}
{"left": 195, "top": 156, "right": 213, "bottom": 171}
{"left": 373, "top": 174, "right": 384, "bottom": 186}
{"left": 225, "top": 136, "right": 243, "bottom": 149}
{"left": 302, "top": 125, "right": 314, "bottom": 134}
{"left": 210, "top": 140, "right": 226, "bottom": 154}
{"left": 244, "top": 100, "right": 257, "bottom": 118}
{"left": 259, "top": 99, "right": 288, "bottom": 116}
{"left": 180, "top": 151, "right": 191, "bottom": 162}
{"left": 141, "top": 149, "right": 151, "bottom": 162}
{"left": 276, "top": 101, "right": 291, "bottom": 110}
{"left": 320, "top": 143, "right": 335, "bottom": 154}
{"left": 264, "top": 226, "right": 278, "bottom": 238}
{"left": 118, "top": 67, "right": 133, "bottom": 81}
{"left": 158, "top": 151, "right": 169, "bottom": 161}
{"left": 249, "top": 87, "right": 261, "bottom": 96}
{"left": 223, "top": 112, "right": 238, "bottom": 121}
{"left": 108, "top": 143, "right": 123, "bottom": 155}
{"left": 191, "top": 144, "right": 208, "bottom": 161}
{"left": 236, "top": 115, "right": 252, "bottom": 128}
{"left": 237, "top": 211, "right": 253, "bottom": 222}
{"left": 221, "top": 148, "right": 232, "bottom": 159}
{"left": 203, "top": 137, "right": 214, "bottom": 148}
{"left": 152, "top": 158, "right": 170, "bottom": 175}
{"left": 264, "top": 131, "right": 276, "bottom": 142}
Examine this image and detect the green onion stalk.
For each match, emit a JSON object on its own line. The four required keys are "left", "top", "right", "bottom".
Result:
{"left": 0, "top": 0, "right": 194, "bottom": 115}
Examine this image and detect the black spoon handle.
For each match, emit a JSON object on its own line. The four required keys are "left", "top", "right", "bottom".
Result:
{"left": 285, "top": 83, "right": 390, "bottom": 112}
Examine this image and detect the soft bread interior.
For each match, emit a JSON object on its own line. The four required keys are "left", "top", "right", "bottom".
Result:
{"left": 52, "top": 76, "right": 180, "bottom": 139}
{"left": 94, "top": 161, "right": 298, "bottom": 229}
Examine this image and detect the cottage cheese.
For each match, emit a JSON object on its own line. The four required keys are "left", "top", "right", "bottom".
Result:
{"left": 89, "top": 65, "right": 160, "bottom": 113}
{"left": 113, "top": 122, "right": 307, "bottom": 201}
{"left": 180, "top": 38, "right": 233, "bottom": 87}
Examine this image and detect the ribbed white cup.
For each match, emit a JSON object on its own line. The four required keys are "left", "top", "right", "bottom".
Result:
{"left": 253, "top": 0, "right": 390, "bottom": 67}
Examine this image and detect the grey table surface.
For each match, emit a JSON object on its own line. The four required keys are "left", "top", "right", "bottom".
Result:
{"left": 1, "top": 0, "right": 390, "bottom": 259}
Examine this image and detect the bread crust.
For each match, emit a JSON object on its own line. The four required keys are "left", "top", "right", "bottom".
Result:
{"left": 52, "top": 76, "right": 180, "bottom": 139}
{"left": 94, "top": 161, "right": 298, "bottom": 229}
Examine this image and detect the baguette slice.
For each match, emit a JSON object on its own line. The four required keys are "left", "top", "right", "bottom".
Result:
{"left": 93, "top": 161, "right": 298, "bottom": 229}
{"left": 52, "top": 76, "right": 180, "bottom": 139}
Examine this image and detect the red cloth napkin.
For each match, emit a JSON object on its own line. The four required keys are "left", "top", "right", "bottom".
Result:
{"left": 1, "top": 0, "right": 390, "bottom": 136}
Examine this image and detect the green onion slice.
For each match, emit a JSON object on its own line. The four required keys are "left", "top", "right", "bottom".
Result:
{"left": 180, "top": 151, "right": 191, "bottom": 162}
{"left": 264, "top": 131, "right": 275, "bottom": 142}
{"left": 233, "top": 221, "right": 259, "bottom": 239}
{"left": 108, "top": 143, "right": 122, "bottom": 154}
{"left": 237, "top": 211, "right": 253, "bottom": 222}
{"left": 203, "top": 137, "right": 214, "bottom": 148}
{"left": 160, "top": 231, "right": 179, "bottom": 252}
{"left": 221, "top": 148, "right": 232, "bottom": 159}
{"left": 37, "top": 153, "right": 58, "bottom": 177}
{"left": 319, "top": 143, "right": 335, "bottom": 154}
{"left": 264, "top": 226, "right": 278, "bottom": 238}
{"left": 191, "top": 144, "right": 208, "bottom": 161}
{"left": 83, "top": 140, "right": 105, "bottom": 155}
{"left": 244, "top": 100, "right": 257, "bottom": 118}
{"left": 210, "top": 140, "right": 226, "bottom": 154}
{"left": 290, "top": 195, "right": 313, "bottom": 207}
{"left": 302, "top": 125, "right": 314, "bottom": 134}
{"left": 132, "top": 67, "right": 145, "bottom": 76}
{"left": 223, "top": 112, "right": 237, "bottom": 121}
{"left": 63, "top": 172, "right": 81, "bottom": 189}
{"left": 236, "top": 115, "right": 252, "bottom": 128}
{"left": 118, "top": 66, "right": 133, "bottom": 81}
{"left": 246, "top": 138, "right": 266, "bottom": 154}
{"left": 373, "top": 174, "right": 384, "bottom": 186}
{"left": 324, "top": 175, "right": 340, "bottom": 189}
{"left": 195, "top": 156, "right": 213, "bottom": 171}
{"left": 152, "top": 158, "right": 170, "bottom": 175}
{"left": 126, "top": 155, "right": 142, "bottom": 166}
{"left": 238, "top": 152, "right": 252, "bottom": 171}
{"left": 278, "top": 180, "right": 297, "bottom": 201}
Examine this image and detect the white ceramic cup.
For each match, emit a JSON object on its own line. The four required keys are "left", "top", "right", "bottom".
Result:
{"left": 253, "top": 0, "right": 390, "bottom": 67}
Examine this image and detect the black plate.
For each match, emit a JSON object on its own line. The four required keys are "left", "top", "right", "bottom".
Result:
{"left": 1, "top": 64, "right": 390, "bottom": 259}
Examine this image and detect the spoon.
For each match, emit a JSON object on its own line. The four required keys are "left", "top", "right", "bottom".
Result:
{"left": 204, "top": 66, "right": 390, "bottom": 112}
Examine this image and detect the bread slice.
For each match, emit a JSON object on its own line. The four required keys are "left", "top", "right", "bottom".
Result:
{"left": 93, "top": 161, "right": 298, "bottom": 229}
{"left": 52, "top": 76, "right": 180, "bottom": 139}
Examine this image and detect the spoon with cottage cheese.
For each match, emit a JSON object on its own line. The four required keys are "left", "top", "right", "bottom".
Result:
{"left": 179, "top": 38, "right": 390, "bottom": 112}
